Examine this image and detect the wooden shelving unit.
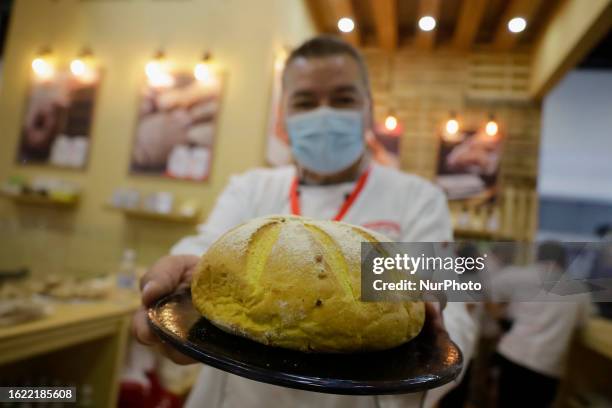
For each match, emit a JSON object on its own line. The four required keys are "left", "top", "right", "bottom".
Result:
{"left": 105, "top": 204, "right": 200, "bottom": 225}
{"left": 0, "top": 191, "right": 79, "bottom": 208}
{"left": 581, "top": 317, "right": 612, "bottom": 360}
{"left": 0, "top": 299, "right": 138, "bottom": 408}
{"left": 453, "top": 228, "right": 514, "bottom": 241}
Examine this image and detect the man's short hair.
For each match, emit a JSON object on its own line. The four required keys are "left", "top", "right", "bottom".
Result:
{"left": 282, "top": 35, "right": 370, "bottom": 89}
{"left": 537, "top": 241, "right": 567, "bottom": 270}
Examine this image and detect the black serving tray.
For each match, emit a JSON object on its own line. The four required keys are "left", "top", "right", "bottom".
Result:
{"left": 148, "top": 290, "right": 462, "bottom": 395}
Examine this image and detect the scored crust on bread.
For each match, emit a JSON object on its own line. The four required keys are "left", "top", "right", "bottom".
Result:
{"left": 191, "top": 215, "right": 424, "bottom": 352}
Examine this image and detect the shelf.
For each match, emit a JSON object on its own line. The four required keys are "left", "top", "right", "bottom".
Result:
{"left": 1, "top": 191, "right": 79, "bottom": 208}
{"left": 105, "top": 204, "right": 201, "bottom": 224}
{"left": 453, "top": 228, "right": 514, "bottom": 241}
{"left": 581, "top": 317, "right": 612, "bottom": 361}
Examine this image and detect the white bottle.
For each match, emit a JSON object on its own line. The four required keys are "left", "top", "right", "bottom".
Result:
{"left": 116, "top": 249, "right": 137, "bottom": 291}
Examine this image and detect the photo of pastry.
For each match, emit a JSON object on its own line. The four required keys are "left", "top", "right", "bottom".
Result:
{"left": 130, "top": 71, "right": 223, "bottom": 181}
{"left": 18, "top": 69, "right": 100, "bottom": 168}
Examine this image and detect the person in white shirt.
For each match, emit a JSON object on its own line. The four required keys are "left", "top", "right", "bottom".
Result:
{"left": 492, "top": 241, "right": 592, "bottom": 408}
{"left": 132, "top": 35, "right": 476, "bottom": 408}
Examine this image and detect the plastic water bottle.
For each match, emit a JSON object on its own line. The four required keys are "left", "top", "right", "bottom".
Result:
{"left": 116, "top": 249, "right": 137, "bottom": 291}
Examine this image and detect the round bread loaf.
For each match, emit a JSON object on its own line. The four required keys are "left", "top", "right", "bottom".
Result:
{"left": 191, "top": 215, "right": 424, "bottom": 352}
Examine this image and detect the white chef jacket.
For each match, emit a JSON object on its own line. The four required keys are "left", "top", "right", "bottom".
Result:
{"left": 493, "top": 265, "right": 592, "bottom": 378}
{"left": 172, "top": 163, "right": 476, "bottom": 408}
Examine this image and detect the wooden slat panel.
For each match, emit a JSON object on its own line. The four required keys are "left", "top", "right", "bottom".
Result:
{"left": 493, "top": 0, "right": 543, "bottom": 51}
{"left": 370, "top": 0, "right": 398, "bottom": 51}
{"left": 453, "top": 0, "right": 489, "bottom": 50}
{"left": 304, "top": 0, "right": 327, "bottom": 33}
{"left": 363, "top": 48, "right": 540, "bottom": 240}
{"left": 530, "top": 0, "right": 612, "bottom": 98}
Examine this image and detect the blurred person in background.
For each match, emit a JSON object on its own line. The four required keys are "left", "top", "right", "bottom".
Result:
{"left": 132, "top": 35, "right": 477, "bottom": 408}
{"left": 439, "top": 242, "right": 484, "bottom": 408}
{"left": 492, "top": 241, "right": 592, "bottom": 408}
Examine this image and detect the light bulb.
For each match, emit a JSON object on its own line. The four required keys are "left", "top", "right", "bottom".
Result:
{"left": 418, "top": 16, "right": 436, "bottom": 32}
{"left": 145, "top": 60, "right": 162, "bottom": 78}
{"left": 194, "top": 62, "right": 214, "bottom": 84}
{"left": 146, "top": 58, "right": 174, "bottom": 88}
{"left": 446, "top": 118, "right": 459, "bottom": 135}
{"left": 485, "top": 120, "right": 498, "bottom": 137}
{"left": 70, "top": 58, "right": 98, "bottom": 83}
{"left": 32, "top": 57, "right": 55, "bottom": 80}
{"left": 384, "top": 115, "right": 398, "bottom": 131}
{"left": 337, "top": 17, "right": 355, "bottom": 33}
{"left": 70, "top": 59, "right": 86, "bottom": 76}
{"left": 508, "top": 17, "right": 527, "bottom": 33}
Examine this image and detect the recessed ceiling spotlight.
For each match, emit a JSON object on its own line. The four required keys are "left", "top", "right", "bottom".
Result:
{"left": 418, "top": 16, "right": 436, "bottom": 32}
{"left": 508, "top": 17, "right": 527, "bottom": 33}
{"left": 337, "top": 17, "right": 355, "bottom": 33}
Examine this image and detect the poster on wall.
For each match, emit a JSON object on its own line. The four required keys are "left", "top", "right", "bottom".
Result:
{"left": 436, "top": 127, "right": 503, "bottom": 201}
{"left": 18, "top": 70, "right": 100, "bottom": 168}
{"left": 130, "top": 72, "right": 223, "bottom": 181}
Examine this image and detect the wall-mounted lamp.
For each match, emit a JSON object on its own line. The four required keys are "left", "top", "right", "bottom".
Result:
{"left": 194, "top": 52, "right": 217, "bottom": 85}
{"left": 441, "top": 112, "right": 462, "bottom": 142}
{"left": 445, "top": 112, "right": 460, "bottom": 136}
{"left": 70, "top": 47, "right": 97, "bottom": 82}
{"left": 485, "top": 114, "right": 499, "bottom": 137}
{"left": 145, "top": 50, "right": 174, "bottom": 88}
{"left": 384, "top": 111, "right": 398, "bottom": 132}
{"left": 31, "top": 47, "right": 55, "bottom": 81}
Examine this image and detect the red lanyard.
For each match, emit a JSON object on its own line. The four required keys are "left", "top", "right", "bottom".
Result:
{"left": 289, "top": 168, "right": 371, "bottom": 221}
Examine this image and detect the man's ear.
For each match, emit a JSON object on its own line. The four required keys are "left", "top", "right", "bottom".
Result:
{"left": 364, "top": 93, "right": 374, "bottom": 131}
{"left": 276, "top": 102, "right": 290, "bottom": 144}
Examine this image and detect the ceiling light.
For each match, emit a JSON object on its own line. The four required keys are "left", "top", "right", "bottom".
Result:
{"left": 508, "top": 17, "right": 527, "bottom": 33}
{"left": 337, "top": 17, "right": 355, "bottom": 33}
{"left": 418, "top": 16, "right": 436, "bottom": 32}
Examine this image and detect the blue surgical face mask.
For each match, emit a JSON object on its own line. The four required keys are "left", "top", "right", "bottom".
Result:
{"left": 286, "top": 107, "right": 365, "bottom": 175}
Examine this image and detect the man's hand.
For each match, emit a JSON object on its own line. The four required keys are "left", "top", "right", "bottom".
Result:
{"left": 424, "top": 301, "right": 446, "bottom": 334}
{"left": 131, "top": 254, "right": 200, "bottom": 365}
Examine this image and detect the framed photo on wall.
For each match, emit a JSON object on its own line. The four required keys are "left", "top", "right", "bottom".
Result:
{"left": 130, "top": 71, "right": 223, "bottom": 181}
{"left": 17, "top": 70, "right": 101, "bottom": 168}
{"left": 436, "top": 127, "right": 504, "bottom": 201}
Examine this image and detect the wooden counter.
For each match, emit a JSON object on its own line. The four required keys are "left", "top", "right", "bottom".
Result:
{"left": 0, "top": 298, "right": 139, "bottom": 408}
{"left": 558, "top": 316, "right": 612, "bottom": 407}
{"left": 580, "top": 316, "right": 612, "bottom": 360}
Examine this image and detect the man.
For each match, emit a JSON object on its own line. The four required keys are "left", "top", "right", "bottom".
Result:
{"left": 492, "top": 241, "right": 592, "bottom": 408}
{"left": 132, "top": 35, "right": 476, "bottom": 408}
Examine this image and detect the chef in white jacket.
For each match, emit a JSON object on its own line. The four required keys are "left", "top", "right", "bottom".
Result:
{"left": 132, "top": 35, "right": 476, "bottom": 408}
